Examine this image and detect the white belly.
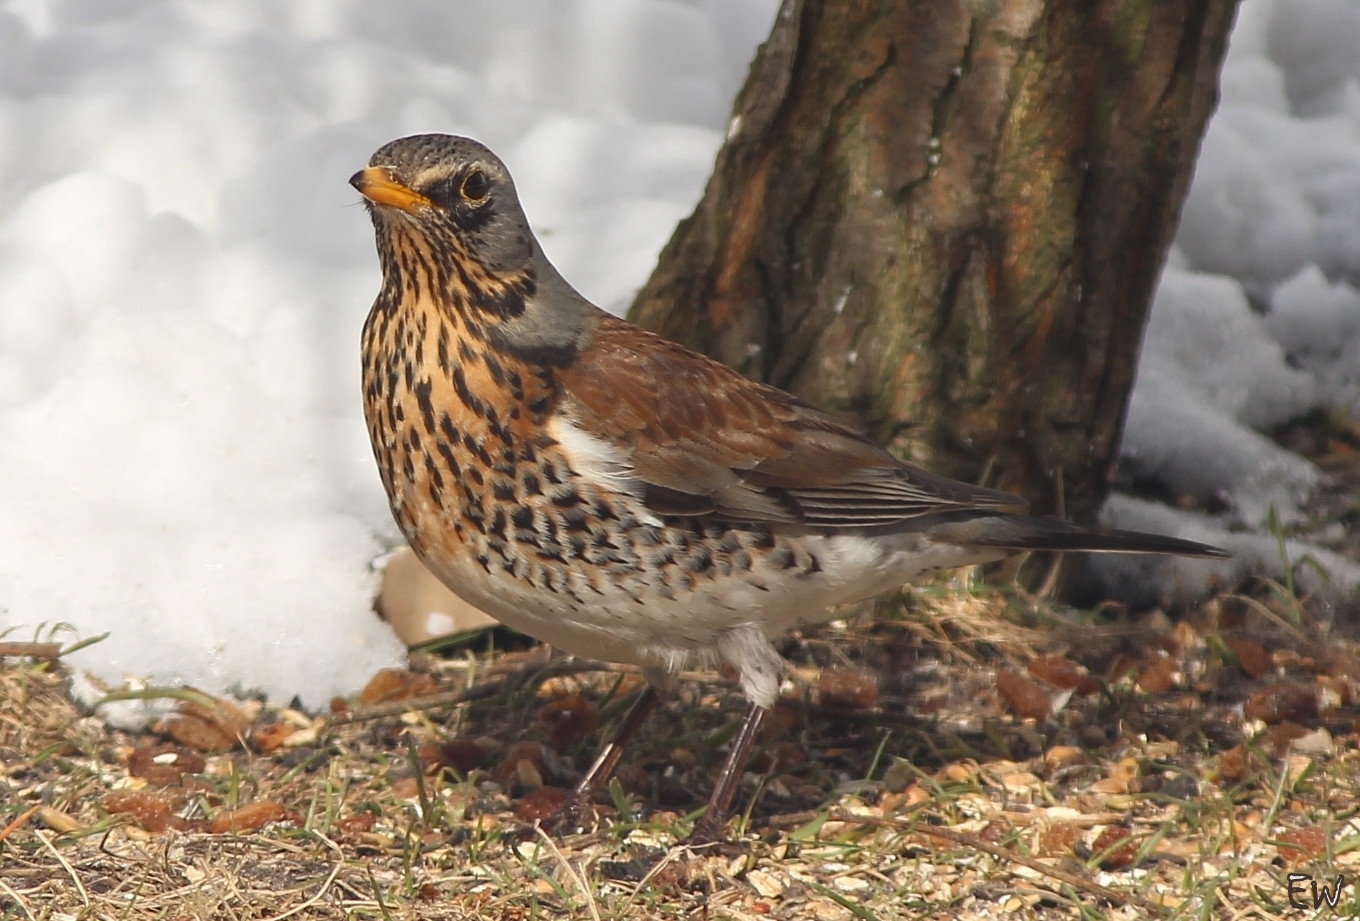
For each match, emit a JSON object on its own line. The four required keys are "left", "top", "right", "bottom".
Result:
{"left": 415, "top": 527, "right": 1002, "bottom": 677}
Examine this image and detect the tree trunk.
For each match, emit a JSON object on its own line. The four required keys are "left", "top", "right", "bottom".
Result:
{"left": 630, "top": 0, "right": 1238, "bottom": 528}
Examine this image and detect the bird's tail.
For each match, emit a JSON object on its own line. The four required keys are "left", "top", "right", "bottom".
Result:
{"left": 926, "top": 513, "right": 1230, "bottom": 559}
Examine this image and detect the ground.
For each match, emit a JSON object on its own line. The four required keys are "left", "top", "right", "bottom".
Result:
{"left": 4, "top": 545, "right": 1360, "bottom": 921}
{"left": 1, "top": 422, "right": 1357, "bottom": 921}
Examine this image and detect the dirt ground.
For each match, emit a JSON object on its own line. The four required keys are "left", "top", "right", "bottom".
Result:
{"left": 3, "top": 574, "right": 1360, "bottom": 920}
{"left": 2, "top": 419, "right": 1359, "bottom": 920}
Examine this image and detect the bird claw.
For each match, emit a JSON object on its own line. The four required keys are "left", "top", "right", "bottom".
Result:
{"left": 537, "top": 792, "right": 600, "bottom": 837}
{"left": 683, "top": 817, "right": 725, "bottom": 848}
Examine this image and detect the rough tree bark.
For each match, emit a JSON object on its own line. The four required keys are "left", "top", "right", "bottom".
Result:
{"left": 631, "top": 0, "right": 1238, "bottom": 530}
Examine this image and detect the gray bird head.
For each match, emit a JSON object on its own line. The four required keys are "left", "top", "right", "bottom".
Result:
{"left": 351, "top": 134, "right": 533, "bottom": 278}
{"left": 352, "top": 134, "right": 600, "bottom": 363}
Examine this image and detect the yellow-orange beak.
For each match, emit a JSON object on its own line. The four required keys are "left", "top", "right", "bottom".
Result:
{"left": 350, "top": 167, "right": 431, "bottom": 213}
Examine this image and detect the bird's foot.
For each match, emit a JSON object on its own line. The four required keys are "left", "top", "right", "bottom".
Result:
{"left": 536, "top": 791, "right": 600, "bottom": 837}
{"left": 683, "top": 815, "right": 726, "bottom": 848}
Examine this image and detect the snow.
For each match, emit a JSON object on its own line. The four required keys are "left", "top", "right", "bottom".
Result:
{"left": 0, "top": 0, "right": 1357, "bottom": 709}
{"left": 0, "top": 0, "right": 778, "bottom": 710}
{"left": 1265, "top": 265, "right": 1360, "bottom": 411}
{"left": 1093, "top": 0, "right": 1360, "bottom": 604}
{"left": 1120, "top": 269, "right": 1319, "bottom": 528}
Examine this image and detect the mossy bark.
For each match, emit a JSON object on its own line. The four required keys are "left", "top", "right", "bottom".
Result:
{"left": 630, "top": 0, "right": 1238, "bottom": 525}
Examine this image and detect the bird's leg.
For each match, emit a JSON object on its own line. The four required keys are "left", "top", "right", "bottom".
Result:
{"left": 541, "top": 683, "right": 662, "bottom": 834}
{"left": 576, "top": 683, "right": 662, "bottom": 797}
{"left": 685, "top": 700, "right": 767, "bottom": 845}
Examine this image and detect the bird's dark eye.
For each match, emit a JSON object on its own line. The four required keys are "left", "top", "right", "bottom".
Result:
{"left": 460, "top": 169, "right": 490, "bottom": 203}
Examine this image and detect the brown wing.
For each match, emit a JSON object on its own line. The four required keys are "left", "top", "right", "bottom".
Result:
{"left": 558, "top": 317, "right": 1024, "bottom": 530}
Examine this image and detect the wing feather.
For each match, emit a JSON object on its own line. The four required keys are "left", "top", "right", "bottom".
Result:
{"left": 557, "top": 317, "right": 1023, "bottom": 531}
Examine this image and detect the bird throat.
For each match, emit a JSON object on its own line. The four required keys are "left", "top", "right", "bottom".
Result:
{"left": 360, "top": 224, "right": 563, "bottom": 570}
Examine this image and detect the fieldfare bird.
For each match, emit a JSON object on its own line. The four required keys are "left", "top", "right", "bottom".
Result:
{"left": 352, "top": 134, "right": 1228, "bottom": 843}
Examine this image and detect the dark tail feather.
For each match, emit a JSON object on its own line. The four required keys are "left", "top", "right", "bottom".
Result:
{"left": 929, "top": 514, "right": 1231, "bottom": 559}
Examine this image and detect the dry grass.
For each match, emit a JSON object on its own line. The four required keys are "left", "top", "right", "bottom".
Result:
{"left": 3, "top": 580, "right": 1360, "bottom": 920}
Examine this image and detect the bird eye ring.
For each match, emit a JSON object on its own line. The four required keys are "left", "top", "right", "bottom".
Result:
{"left": 460, "top": 169, "right": 490, "bottom": 203}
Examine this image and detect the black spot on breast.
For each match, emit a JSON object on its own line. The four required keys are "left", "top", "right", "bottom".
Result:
{"left": 424, "top": 454, "right": 445, "bottom": 491}
{"left": 490, "top": 420, "right": 514, "bottom": 447}
{"left": 462, "top": 432, "right": 492, "bottom": 466}
{"left": 561, "top": 507, "right": 589, "bottom": 532}
{"left": 439, "top": 414, "right": 459, "bottom": 444}
{"left": 489, "top": 508, "right": 507, "bottom": 540}
{"left": 681, "top": 548, "right": 713, "bottom": 575}
{"left": 436, "top": 442, "right": 461, "bottom": 479}
{"left": 538, "top": 565, "right": 559, "bottom": 592}
{"left": 493, "top": 480, "right": 516, "bottom": 501}
{"left": 437, "top": 328, "right": 452, "bottom": 374}
{"left": 473, "top": 278, "right": 529, "bottom": 321}
{"left": 484, "top": 352, "right": 505, "bottom": 385}
{"left": 541, "top": 461, "right": 562, "bottom": 485}
{"left": 414, "top": 379, "right": 435, "bottom": 432}
{"left": 452, "top": 366, "right": 484, "bottom": 416}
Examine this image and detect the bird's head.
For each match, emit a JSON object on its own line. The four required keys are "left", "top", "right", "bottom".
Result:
{"left": 353, "top": 134, "right": 597, "bottom": 362}
{"left": 351, "top": 134, "right": 540, "bottom": 314}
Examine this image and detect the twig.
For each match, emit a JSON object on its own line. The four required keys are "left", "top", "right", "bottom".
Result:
{"left": 534, "top": 826, "right": 602, "bottom": 921}
{"left": 260, "top": 832, "right": 344, "bottom": 921}
{"left": 329, "top": 658, "right": 720, "bottom": 725}
{"left": 0, "top": 806, "right": 40, "bottom": 844}
{"left": 36, "top": 830, "right": 89, "bottom": 906}
{"left": 768, "top": 810, "right": 1168, "bottom": 917}
{"left": 913, "top": 823, "right": 1165, "bottom": 916}
{"left": 0, "top": 643, "right": 61, "bottom": 659}
{"left": 0, "top": 878, "right": 36, "bottom": 921}
{"left": 328, "top": 673, "right": 515, "bottom": 725}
